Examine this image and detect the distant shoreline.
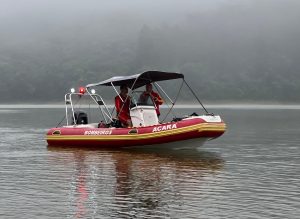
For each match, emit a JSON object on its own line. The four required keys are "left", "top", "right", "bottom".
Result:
{"left": 0, "top": 103, "right": 300, "bottom": 110}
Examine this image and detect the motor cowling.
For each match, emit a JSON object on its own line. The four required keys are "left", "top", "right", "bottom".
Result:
{"left": 72, "top": 111, "right": 88, "bottom": 125}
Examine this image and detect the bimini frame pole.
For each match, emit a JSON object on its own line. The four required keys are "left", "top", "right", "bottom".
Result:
{"left": 154, "top": 82, "right": 174, "bottom": 104}
{"left": 86, "top": 89, "right": 112, "bottom": 123}
{"left": 110, "top": 82, "right": 121, "bottom": 117}
{"left": 69, "top": 93, "right": 77, "bottom": 125}
{"left": 153, "top": 82, "right": 177, "bottom": 119}
{"left": 183, "top": 79, "right": 209, "bottom": 114}
{"left": 58, "top": 92, "right": 82, "bottom": 127}
{"left": 64, "top": 93, "right": 70, "bottom": 125}
{"left": 98, "top": 97, "right": 113, "bottom": 120}
{"left": 117, "top": 77, "right": 139, "bottom": 117}
{"left": 155, "top": 79, "right": 184, "bottom": 122}
{"left": 111, "top": 82, "right": 123, "bottom": 102}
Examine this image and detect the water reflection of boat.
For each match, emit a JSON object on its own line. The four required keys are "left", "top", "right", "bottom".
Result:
{"left": 47, "top": 146, "right": 224, "bottom": 171}
{"left": 46, "top": 71, "right": 226, "bottom": 149}
{"left": 47, "top": 146, "right": 224, "bottom": 218}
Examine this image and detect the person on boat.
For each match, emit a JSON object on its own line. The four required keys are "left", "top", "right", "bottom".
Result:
{"left": 140, "top": 83, "right": 163, "bottom": 116}
{"left": 115, "top": 85, "right": 132, "bottom": 127}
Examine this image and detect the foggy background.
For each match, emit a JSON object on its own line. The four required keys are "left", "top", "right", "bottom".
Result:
{"left": 0, "top": 0, "right": 299, "bottom": 103}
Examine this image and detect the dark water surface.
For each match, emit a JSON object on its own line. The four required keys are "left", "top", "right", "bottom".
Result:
{"left": 0, "top": 107, "right": 299, "bottom": 218}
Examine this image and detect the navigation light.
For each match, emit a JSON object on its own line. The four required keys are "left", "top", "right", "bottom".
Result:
{"left": 79, "top": 87, "right": 85, "bottom": 94}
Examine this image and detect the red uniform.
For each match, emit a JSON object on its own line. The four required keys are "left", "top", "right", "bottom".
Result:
{"left": 141, "top": 91, "right": 163, "bottom": 115}
{"left": 115, "top": 94, "right": 131, "bottom": 126}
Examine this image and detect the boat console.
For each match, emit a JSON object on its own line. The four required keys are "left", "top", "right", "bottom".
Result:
{"left": 130, "top": 105, "right": 159, "bottom": 127}
{"left": 129, "top": 90, "right": 159, "bottom": 127}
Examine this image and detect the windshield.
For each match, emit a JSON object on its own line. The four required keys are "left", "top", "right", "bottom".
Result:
{"left": 130, "top": 91, "right": 156, "bottom": 108}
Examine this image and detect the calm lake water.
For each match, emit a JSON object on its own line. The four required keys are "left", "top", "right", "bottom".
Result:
{"left": 0, "top": 106, "right": 299, "bottom": 218}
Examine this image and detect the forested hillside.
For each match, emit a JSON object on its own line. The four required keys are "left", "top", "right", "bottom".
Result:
{"left": 0, "top": 0, "right": 299, "bottom": 103}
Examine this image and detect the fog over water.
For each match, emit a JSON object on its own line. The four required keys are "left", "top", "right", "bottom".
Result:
{"left": 0, "top": 0, "right": 300, "bottom": 103}
{"left": 1, "top": 107, "right": 300, "bottom": 218}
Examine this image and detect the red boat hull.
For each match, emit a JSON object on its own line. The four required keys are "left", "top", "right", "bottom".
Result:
{"left": 46, "top": 117, "right": 226, "bottom": 148}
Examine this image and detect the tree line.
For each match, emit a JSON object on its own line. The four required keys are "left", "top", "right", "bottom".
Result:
{"left": 0, "top": 0, "right": 299, "bottom": 103}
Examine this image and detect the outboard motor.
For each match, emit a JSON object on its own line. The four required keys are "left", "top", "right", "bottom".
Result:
{"left": 72, "top": 111, "right": 88, "bottom": 125}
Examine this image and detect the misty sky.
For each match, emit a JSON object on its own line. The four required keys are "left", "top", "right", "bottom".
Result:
{"left": 0, "top": 0, "right": 229, "bottom": 47}
{"left": 0, "top": 0, "right": 227, "bottom": 29}
{"left": 1, "top": 0, "right": 300, "bottom": 102}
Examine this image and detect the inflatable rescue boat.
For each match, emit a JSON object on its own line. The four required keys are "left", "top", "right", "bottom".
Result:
{"left": 46, "top": 71, "right": 226, "bottom": 148}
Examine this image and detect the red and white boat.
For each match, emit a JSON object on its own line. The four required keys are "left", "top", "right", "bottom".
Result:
{"left": 46, "top": 71, "right": 226, "bottom": 149}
